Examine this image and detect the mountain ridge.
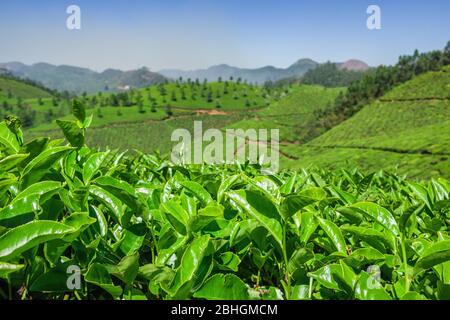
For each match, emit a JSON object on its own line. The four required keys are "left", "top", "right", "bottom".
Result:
{"left": 158, "top": 58, "right": 320, "bottom": 84}
{"left": 0, "top": 62, "right": 166, "bottom": 94}
{"left": 0, "top": 58, "right": 371, "bottom": 93}
{"left": 159, "top": 58, "right": 370, "bottom": 84}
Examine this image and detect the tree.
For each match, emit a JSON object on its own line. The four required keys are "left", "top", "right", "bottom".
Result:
{"left": 151, "top": 101, "right": 157, "bottom": 113}
{"left": 223, "top": 82, "right": 229, "bottom": 94}
{"left": 218, "top": 76, "right": 222, "bottom": 83}
{"left": 18, "top": 105, "right": 36, "bottom": 127}
{"left": 136, "top": 94, "right": 144, "bottom": 107}
{"left": 96, "top": 107, "right": 103, "bottom": 118}
{"left": 444, "top": 40, "right": 450, "bottom": 64}
{"left": 320, "top": 44, "right": 449, "bottom": 130}
{"left": 38, "top": 98, "right": 44, "bottom": 106}
{"left": 110, "top": 94, "right": 119, "bottom": 107}
{"left": 138, "top": 104, "right": 145, "bottom": 114}
{"left": 206, "top": 91, "right": 213, "bottom": 103}
{"left": 90, "top": 96, "right": 97, "bottom": 108}
{"left": 44, "top": 109, "right": 54, "bottom": 123}
{"left": 2, "top": 101, "right": 10, "bottom": 111}
{"left": 118, "top": 92, "right": 131, "bottom": 106}
{"left": 164, "top": 105, "right": 173, "bottom": 117}
{"left": 158, "top": 84, "right": 167, "bottom": 97}
{"left": 52, "top": 97, "right": 59, "bottom": 107}
{"left": 171, "top": 91, "right": 177, "bottom": 101}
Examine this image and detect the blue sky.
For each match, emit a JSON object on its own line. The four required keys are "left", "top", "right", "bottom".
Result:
{"left": 0, "top": 0, "right": 448, "bottom": 71}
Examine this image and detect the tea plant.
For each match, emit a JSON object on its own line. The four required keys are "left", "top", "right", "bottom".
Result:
{"left": 0, "top": 102, "right": 449, "bottom": 300}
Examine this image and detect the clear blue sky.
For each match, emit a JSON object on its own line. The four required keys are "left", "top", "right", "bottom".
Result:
{"left": 0, "top": 0, "right": 448, "bottom": 71}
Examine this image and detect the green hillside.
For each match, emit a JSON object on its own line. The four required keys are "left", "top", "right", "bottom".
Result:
{"left": 25, "top": 81, "right": 284, "bottom": 152}
{"left": 5, "top": 61, "right": 449, "bottom": 180}
{"left": 26, "top": 80, "right": 274, "bottom": 132}
{"left": 282, "top": 66, "right": 450, "bottom": 179}
{"left": 0, "top": 76, "right": 52, "bottom": 99}
{"left": 226, "top": 85, "right": 344, "bottom": 142}
{"left": 0, "top": 76, "right": 55, "bottom": 127}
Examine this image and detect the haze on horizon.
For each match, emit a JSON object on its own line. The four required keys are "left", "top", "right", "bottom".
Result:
{"left": 0, "top": 0, "right": 449, "bottom": 72}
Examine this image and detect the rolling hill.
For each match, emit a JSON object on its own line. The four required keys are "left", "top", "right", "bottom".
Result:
{"left": 281, "top": 65, "right": 450, "bottom": 178}
{"left": 23, "top": 80, "right": 283, "bottom": 151}
{"left": 159, "top": 58, "right": 319, "bottom": 84}
{"left": 0, "top": 76, "right": 53, "bottom": 99}
{"left": 225, "top": 84, "right": 344, "bottom": 142}
{"left": 2, "top": 51, "right": 447, "bottom": 180}
{"left": 159, "top": 59, "right": 370, "bottom": 85}
{"left": 0, "top": 62, "right": 167, "bottom": 94}
{"left": 337, "top": 59, "right": 370, "bottom": 71}
{"left": 25, "top": 80, "right": 273, "bottom": 131}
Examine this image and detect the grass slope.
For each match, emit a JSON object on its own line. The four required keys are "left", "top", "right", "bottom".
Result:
{"left": 226, "top": 85, "right": 344, "bottom": 142}
{"left": 284, "top": 66, "right": 450, "bottom": 179}
{"left": 0, "top": 77, "right": 52, "bottom": 99}
{"left": 26, "top": 81, "right": 273, "bottom": 131}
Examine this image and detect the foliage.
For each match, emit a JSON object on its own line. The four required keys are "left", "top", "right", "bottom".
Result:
{"left": 0, "top": 103, "right": 449, "bottom": 300}
{"left": 0, "top": 73, "right": 57, "bottom": 98}
{"left": 301, "top": 62, "right": 366, "bottom": 87}
{"left": 321, "top": 42, "right": 450, "bottom": 129}
{"left": 281, "top": 65, "right": 450, "bottom": 180}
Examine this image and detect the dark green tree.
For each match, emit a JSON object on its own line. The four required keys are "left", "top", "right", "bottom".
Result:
{"left": 44, "top": 109, "right": 54, "bottom": 123}
{"left": 206, "top": 91, "right": 213, "bottom": 103}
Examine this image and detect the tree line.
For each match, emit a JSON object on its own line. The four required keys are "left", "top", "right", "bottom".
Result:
{"left": 317, "top": 41, "right": 450, "bottom": 130}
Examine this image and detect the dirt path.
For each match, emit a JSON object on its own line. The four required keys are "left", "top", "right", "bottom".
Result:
{"left": 379, "top": 97, "right": 449, "bottom": 102}
{"left": 168, "top": 106, "right": 265, "bottom": 114}
{"left": 308, "top": 144, "right": 450, "bottom": 156}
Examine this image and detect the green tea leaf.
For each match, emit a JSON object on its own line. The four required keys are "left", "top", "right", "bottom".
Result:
{"left": 0, "top": 221, "right": 75, "bottom": 259}
{"left": 348, "top": 202, "right": 399, "bottom": 236}
{"left": 227, "top": 190, "right": 283, "bottom": 248}
{"left": 193, "top": 274, "right": 249, "bottom": 300}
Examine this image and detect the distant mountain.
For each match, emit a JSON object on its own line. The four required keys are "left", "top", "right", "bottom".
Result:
{"left": 0, "top": 62, "right": 167, "bottom": 94}
{"left": 0, "top": 58, "right": 370, "bottom": 93}
{"left": 337, "top": 59, "right": 370, "bottom": 71}
{"left": 159, "top": 58, "right": 319, "bottom": 84}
